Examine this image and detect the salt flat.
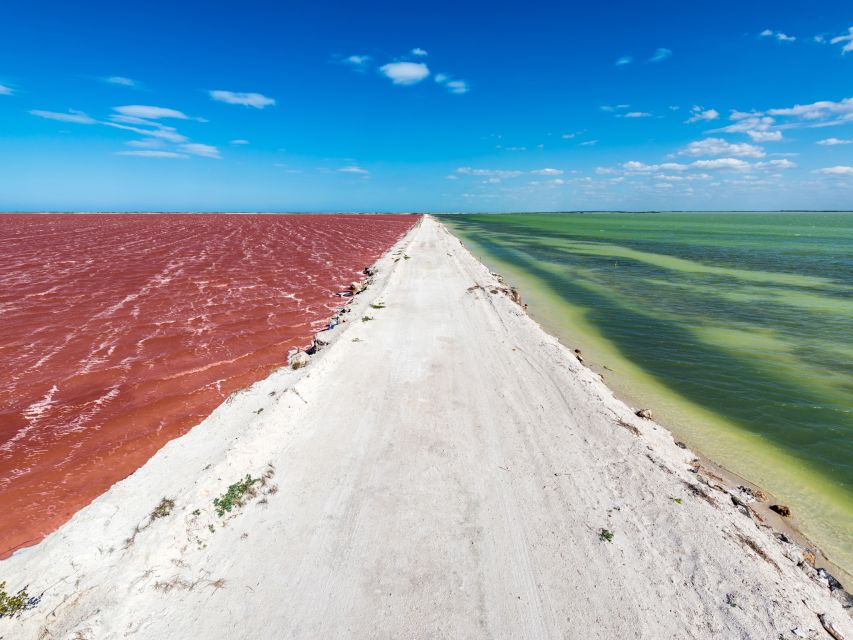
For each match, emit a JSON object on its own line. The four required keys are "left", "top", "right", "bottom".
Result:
{"left": 5, "top": 215, "right": 850, "bottom": 639}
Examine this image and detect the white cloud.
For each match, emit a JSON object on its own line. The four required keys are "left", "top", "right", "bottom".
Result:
{"left": 180, "top": 143, "right": 221, "bottom": 159}
{"left": 830, "top": 27, "right": 853, "bottom": 53}
{"left": 411, "top": 48, "right": 428, "bottom": 56}
{"left": 815, "top": 165, "right": 853, "bottom": 175}
{"left": 817, "top": 137, "right": 853, "bottom": 145}
{"left": 678, "top": 138, "right": 765, "bottom": 158}
{"left": 116, "top": 150, "right": 186, "bottom": 158}
{"left": 615, "top": 56, "right": 633, "bottom": 65}
{"left": 105, "top": 76, "right": 137, "bottom": 87}
{"left": 339, "top": 165, "right": 369, "bottom": 174}
{"left": 379, "top": 62, "right": 430, "bottom": 85}
{"left": 761, "top": 29, "right": 796, "bottom": 42}
{"left": 561, "top": 132, "right": 577, "bottom": 139}
{"left": 531, "top": 168, "right": 564, "bottom": 175}
{"left": 714, "top": 113, "right": 782, "bottom": 141}
{"left": 747, "top": 130, "right": 782, "bottom": 142}
{"left": 622, "top": 158, "right": 763, "bottom": 173}
{"left": 815, "top": 35, "right": 826, "bottom": 43}
{"left": 0, "top": 84, "right": 14, "bottom": 95}
{"left": 685, "top": 106, "right": 719, "bottom": 123}
{"left": 757, "top": 159, "right": 796, "bottom": 170}
{"left": 105, "top": 121, "right": 188, "bottom": 143}
{"left": 601, "top": 104, "right": 629, "bottom": 112}
{"left": 444, "top": 80, "right": 469, "bottom": 94}
{"left": 30, "top": 109, "right": 96, "bottom": 124}
{"left": 342, "top": 55, "right": 372, "bottom": 71}
{"left": 579, "top": 140, "right": 598, "bottom": 146}
{"left": 125, "top": 139, "right": 164, "bottom": 149}
{"left": 456, "top": 167, "right": 524, "bottom": 178}
{"left": 114, "top": 105, "right": 189, "bottom": 120}
{"left": 209, "top": 90, "right": 275, "bottom": 109}
{"left": 230, "top": 139, "right": 250, "bottom": 145}
{"left": 648, "top": 48, "right": 672, "bottom": 62}
{"left": 434, "top": 73, "right": 470, "bottom": 94}
{"left": 621, "top": 111, "right": 652, "bottom": 118}
{"left": 766, "top": 97, "right": 853, "bottom": 123}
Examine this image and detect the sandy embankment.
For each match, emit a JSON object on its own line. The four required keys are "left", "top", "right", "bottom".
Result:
{"left": 4, "top": 215, "right": 851, "bottom": 639}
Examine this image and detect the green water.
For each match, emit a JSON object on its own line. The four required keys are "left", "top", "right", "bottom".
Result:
{"left": 439, "top": 212, "right": 853, "bottom": 576}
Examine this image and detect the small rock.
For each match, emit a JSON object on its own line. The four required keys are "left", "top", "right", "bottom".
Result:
{"left": 574, "top": 349, "right": 584, "bottom": 363}
{"left": 363, "top": 266, "right": 377, "bottom": 276}
{"left": 770, "top": 504, "right": 791, "bottom": 517}
{"left": 674, "top": 441, "right": 687, "bottom": 449}
{"left": 635, "top": 409, "right": 653, "bottom": 419}
{"left": 350, "top": 281, "right": 364, "bottom": 294}
{"left": 289, "top": 351, "right": 310, "bottom": 370}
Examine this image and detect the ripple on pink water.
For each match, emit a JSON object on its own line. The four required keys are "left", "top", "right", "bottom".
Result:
{"left": 0, "top": 213, "right": 418, "bottom": 557}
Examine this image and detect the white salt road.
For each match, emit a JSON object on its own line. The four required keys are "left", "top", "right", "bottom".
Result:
{"left": 5, "top": 216, "right": 851, "bottom": 639}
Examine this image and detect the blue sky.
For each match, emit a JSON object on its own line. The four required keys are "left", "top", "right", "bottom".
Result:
{"left": 2, "top": 0, "right": 852, "bottom": 212}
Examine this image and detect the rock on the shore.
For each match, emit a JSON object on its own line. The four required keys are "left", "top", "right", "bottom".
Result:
{"left": 635, "top": 409, "right": 653, "bottom": 419}
{"left": 350, "top": 281, "right": 365, "bottom": 294}
{"left": 770, "top": 504, "right": 791, "bottom": 517}
{"left": 289, "top": 351, "right": 310, "bottom": 370}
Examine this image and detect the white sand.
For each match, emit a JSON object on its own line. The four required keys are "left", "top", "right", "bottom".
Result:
{"left": 5, "top": 215, "right": 851, "bottom": 639}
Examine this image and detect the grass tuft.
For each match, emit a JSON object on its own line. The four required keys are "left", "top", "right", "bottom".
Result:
{"left": 151, "top": 497, "right": 175, "bottom": 520}
{"left": 213, "top": 475, "right": 259, "bottom": 517}
{"left": 0, "top": 582, "right": 40, "bottom": 618}
{"left": 598, "top": 528, "right": 614, "bottom": 543}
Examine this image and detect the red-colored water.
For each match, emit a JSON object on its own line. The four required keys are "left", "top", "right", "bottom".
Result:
{"left": 0, "top": 213, "right": 418, "bottom": 557}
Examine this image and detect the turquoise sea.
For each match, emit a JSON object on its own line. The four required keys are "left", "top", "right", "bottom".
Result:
{"left": 439, "top": 212, "right": 853, "bottom": 577}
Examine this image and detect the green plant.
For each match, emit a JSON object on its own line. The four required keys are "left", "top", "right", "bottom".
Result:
{"left": 599, "top": 528, "right": 614, "bottom": 543}
{"left": 403, "top": 254, "right": 411, "bottom": 260}
{"left": 671, "top": 497, "right": 683, "bottom": 505}
{"left": 151, "top": 497, "right": 175, "bottom": 520}
{"left": 213, "top": 475, "right": 259, "bottom": 517}
{"left": 362, "top": 315, "right": 373, "bottom": 322}
{"left": 191, "top": 509, "right": 201, "bottom": 516}
{"left": 369, "top": 302, "right": 386, "bottom": 309}
{"left": 0, "top": 582, "right": 40, "bottom": 618}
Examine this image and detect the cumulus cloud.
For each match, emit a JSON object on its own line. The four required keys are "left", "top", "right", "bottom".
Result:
{"left": 746, "top": 130, "right": 782, "bottom": 142}
{"left": 815, "top": 165, "right": 853, "bottom": 175}
{"left": 180, "top": 143, "right": 221, "bottom": 159}
{"left": 379, "top": 61, "right": 430, "bottom": 85}
{"left": 30, "top": 109, "right": 96, "bottom": 124}
{"left": 339, "top": 165, "right": 369, "bottom": 174}
{"left": 411, "top": 48, "right": 428, "bottom": 56}
{"left": 0, "top": 84, "right": 12, "bottom": 95}
{"left": 615, "top": 56, "right": 633, "bottom": 65}
{"left": 760, "top": 29, "right": 796, "bottom": 42}
{"left": 209, "top": 90, "right": 275, "bottom": 109}
{"left": 116, "top": 150, "right": 186, "bottom": 158}
{"left": 114, "top": 105, "right": 189, "bottom": 120}
{"left": 685, "top": 106, "right": 720, "bottom": 123}
{"left": 817, "top": 137, "right": 853, "bottom": 145}
{"left": 714, "top": 113, "right": 782, "bottom": 141}
{"left": 648, "top": 48, "right": 672, "bottom": 62}
{"left": 678, "top": 138, "right": 766, "bottom": 158}
{"left": 830, "top": 27, "right": 853, "bottom": 53}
